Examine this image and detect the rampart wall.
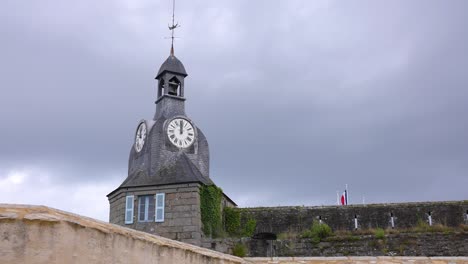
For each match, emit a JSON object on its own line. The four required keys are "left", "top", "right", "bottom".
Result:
{"left": 241, "top": 201, "right": 468, "bottom": 234}
{"left": 203, "top": 201, "right": 468, "bottom": 257}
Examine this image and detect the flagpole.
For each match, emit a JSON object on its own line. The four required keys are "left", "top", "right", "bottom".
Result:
{"left": 336, "top": 191, "right": 339, "bottom": 205}
{"left": 346, "top": 184, "right": 348, "bottom": 205}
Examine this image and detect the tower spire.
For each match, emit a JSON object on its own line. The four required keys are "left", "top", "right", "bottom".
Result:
{"left": 168, "top": 0, "right": 180, "bottom": 56}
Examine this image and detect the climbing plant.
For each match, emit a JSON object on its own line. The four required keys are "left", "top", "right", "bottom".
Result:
{"left": 200, "top": 185, "right": 223, "bottom": 237}
{"left": 224, "top": 207, "right": 241, "bottom": 236}
{"left": 223, "top": 207, "right": 257, "bottom": 237}
{"left": 241, "top": 217, "right": 257, "bottom": 237}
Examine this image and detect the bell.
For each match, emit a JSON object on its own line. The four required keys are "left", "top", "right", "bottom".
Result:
{"left": 168, "top": 81, "right": 179, "bottom": 96}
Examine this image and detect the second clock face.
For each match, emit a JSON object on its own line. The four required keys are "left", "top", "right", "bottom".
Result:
{"left": 167, "top": 118, "right": 195, "bottom": 148}
{"left": 135, "top": 122, "right": 147, "bottom": 152}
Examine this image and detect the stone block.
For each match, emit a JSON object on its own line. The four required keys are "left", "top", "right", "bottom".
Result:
{"left": 173, "top": 205, "right": 192, "bottom": 211}
{"left": 183, "top": 225, "right": 199, "bottom": 232}
{"left": 175, "top": 192, "right": 193, "bottom": 199}
{"left": 178, "top": 232, "right": 193, "bottom": 239}
{"left": 191, "top": 232, "right": 201, "bottom": 239}
{"left": 172, "top": 211, "right": 194, "bottom": 218}
{"left": 169, "top": 217, "right": 192, "bottom": 226}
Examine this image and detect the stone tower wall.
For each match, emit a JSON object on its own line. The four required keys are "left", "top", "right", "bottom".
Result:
{"left": 108, "top": 182, "right": 203, "bottom": 245}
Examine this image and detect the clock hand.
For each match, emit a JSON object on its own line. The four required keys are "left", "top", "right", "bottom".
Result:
{"left": 179, "top": 120, "right": 183, "bottom": 135}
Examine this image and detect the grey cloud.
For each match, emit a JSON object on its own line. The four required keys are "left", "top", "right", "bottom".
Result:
{"left": 0, "top": 0, "right": 467, "bottom": 218}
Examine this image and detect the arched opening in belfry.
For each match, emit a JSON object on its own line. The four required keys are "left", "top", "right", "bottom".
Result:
{"left": 168, "top": 77, "right": 181, "bottom": 96}
{"left": 158, "top": 79, "right": 165, "bottom": 98}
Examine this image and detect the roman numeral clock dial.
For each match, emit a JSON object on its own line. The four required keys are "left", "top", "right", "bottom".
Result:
{"left": 134, "top": 121, "right": 147, "bottom": 153}
{"left": 167, "top": 118, "right": 195, "bottom": 148}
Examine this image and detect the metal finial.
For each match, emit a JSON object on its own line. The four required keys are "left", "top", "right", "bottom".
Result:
{"left": 168, "top": 0, "right": 180, "bottom": 56}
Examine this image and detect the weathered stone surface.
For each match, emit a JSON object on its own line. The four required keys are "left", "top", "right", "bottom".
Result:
{"left": 0, "top": 204, "right": 244, "bottom": 264}
{"left": 204, "top": 231, "right": 468, "bottom": 257}
{"left": 244, "top": 257, "right": 468, "bottom": 263}
{"left": 241, "top": 201, "right": 468, "bottom": 235}
{"left": 0, "top": 212, "right": 18, "bottom": 219}
{"left": 108, "top": 183, "right": 204, "bottom": 245}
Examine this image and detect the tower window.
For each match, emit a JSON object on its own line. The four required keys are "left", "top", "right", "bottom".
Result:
{"left": 138, "top": 195, "right": 155, "bottom": 222}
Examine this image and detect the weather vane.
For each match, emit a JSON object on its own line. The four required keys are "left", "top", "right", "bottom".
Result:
{"left": 168, "top": 0, "right": 180, "bottom": 56}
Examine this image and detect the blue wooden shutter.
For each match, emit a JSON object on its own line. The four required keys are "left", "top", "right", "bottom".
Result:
{"left": 125, "top": 195, "right": 134, "bottom": 224}
{"left": 155, "top": 193, "right": 165, "bottom": 222}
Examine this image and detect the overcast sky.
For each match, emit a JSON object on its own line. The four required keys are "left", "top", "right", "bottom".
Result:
{"left": 1, "top": 0, "right": 467, "bottom": 221}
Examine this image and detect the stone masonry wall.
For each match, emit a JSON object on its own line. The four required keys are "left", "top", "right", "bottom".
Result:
{"left": 203, "top": 232, "right": 468, "bottom": 257}
{"left": 241, "top": 201, "right": 468, "bottom": 235}
{"left": 108, "top": 182, "right": 203, "bottom": 245}
{"left": 201, "top": 201, "right": 468, "bottom": 258}
{"left": 0, "top": 204, "right": 243, "bottom": 264}
{"left": 248, "top": 233, "right": 468, "bottom": 257}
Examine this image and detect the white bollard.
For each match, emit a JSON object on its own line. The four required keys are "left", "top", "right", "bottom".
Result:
{"left": 390, "top": 212, "right": 395, "bottom": 229}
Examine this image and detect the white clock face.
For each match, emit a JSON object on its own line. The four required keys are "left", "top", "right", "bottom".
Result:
{"left": 135, "top": 122, "right": 147, "bottom": 152}
{"left": 167, "top": 118, "right": 195, "bottom": 148}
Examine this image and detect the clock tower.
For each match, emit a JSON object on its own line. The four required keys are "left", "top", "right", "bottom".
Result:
{"left": 107, "top": 48, "right": 236, "bottom": 245}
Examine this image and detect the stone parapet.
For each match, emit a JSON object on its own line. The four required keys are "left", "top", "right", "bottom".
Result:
{"left": 0, "top": 204, "right": 243, "bottom": 264}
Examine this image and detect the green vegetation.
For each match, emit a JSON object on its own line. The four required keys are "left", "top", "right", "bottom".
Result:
{"left": 223, "top": 207, "right": 241, "bottom": 236}
{"left": 200, "top": 185, "right": 223, "bottom": 237}
{"left": 325, "top": 234, "right": 360, "bottom": 242}
{"left": 412, "top": 219, "right": 453, "bottom": 233}
{"left": 222, "top": 207, "right": 257, "bottom": 237}
{"left": 232, "top": 243, "right": 247, "bottom": 257}
{"left": 200, "top": 186, "right": 258, "bottom": 238}
{"left": 414, "top": 219, "right": 431, "bottom": 232}
{"left": 374, "top": 228, "right": 385, "bottom": 239}
{"left": 399, "top": 244, "right": 406, "bottom": 255}
{"left": 301, "top": 220, "right": 333, "bottom": 243}
{"left": 242, "top": 218, "right": 257, "bottom": 237}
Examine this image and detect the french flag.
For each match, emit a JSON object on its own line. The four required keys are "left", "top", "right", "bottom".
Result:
{"left": 340, "top": 189, "right": 348, "bottom": 205}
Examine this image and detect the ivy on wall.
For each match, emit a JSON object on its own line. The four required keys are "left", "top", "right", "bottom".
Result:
{"left": 200, "top": 184, "right": 257, "bottom": 238}
{"left": 200, "top": 185, "right": 223, "bottom": 237}
{"left": 242, "top": 217, "right": 257, "bottom": 237}
{"left": 223, "top": 207, "right": 241, "bottom": 235}
{"left": 224, "top": 207, "right": 257, "bottom": 237}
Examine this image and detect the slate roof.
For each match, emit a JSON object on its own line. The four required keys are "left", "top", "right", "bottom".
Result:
{"left": 156, "top": 55, "right": 188, "bottom": 79}
{"left": 119, "top": 152, "right": 213, "bottom": 188}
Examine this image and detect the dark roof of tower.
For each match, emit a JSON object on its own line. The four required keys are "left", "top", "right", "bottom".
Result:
{"left": 156, "top": 55, "right": 188, "bottom": 79}
{"left": 118, "top": 152, "right": 212, "bottom": 188}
